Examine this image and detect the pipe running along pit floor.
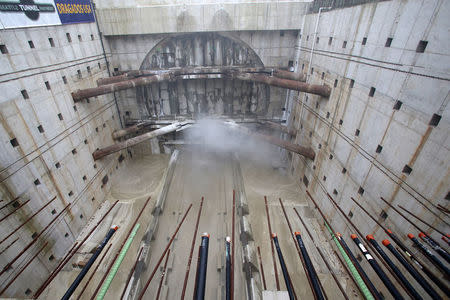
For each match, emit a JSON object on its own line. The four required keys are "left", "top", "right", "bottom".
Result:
{"left": 42, "top": 148, "right": 357, "bottom": 299}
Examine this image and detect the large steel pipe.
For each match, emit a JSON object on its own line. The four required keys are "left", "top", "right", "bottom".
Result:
{"left": 72, "top": 73, "right": 173, "bottom": 102}
{"left": 226, "top": 122, "right": 315, "bottom": 160}
{"left": 77, "top": 68, "right": 328, "bottom": 101}
{"left": 93, "top": 122, "right": 187, "bottom": 160}
{"left": 273, "top": 69, "right": 306, "bottom": 82}
{"left": 236, "top": 73, "right": 331, "bottom": 97}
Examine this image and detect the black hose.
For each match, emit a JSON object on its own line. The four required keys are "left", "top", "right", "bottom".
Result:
{"left": 367, "top": 235, "right": 422, "bottom": 300}
{"left": 194, "top": 233, "right": 210, "bottom": 300}
{"left": 351, "top": 235, "right": 404, "bottom": 300}
{"left": 295, "top": 232, "right": 324, "bottom": 300}
{"left": 61, "top": 226, "right": 117, "bottom": 300}
{"left": 272, "top": 234, "right": 295, "bottom": 300}
{"left": 383, "top": 239, "right": 442, "bottom": 300}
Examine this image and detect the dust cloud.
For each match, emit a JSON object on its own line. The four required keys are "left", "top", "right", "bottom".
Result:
{"left": 184, "top": 118, "right": 284, "bottom": 168}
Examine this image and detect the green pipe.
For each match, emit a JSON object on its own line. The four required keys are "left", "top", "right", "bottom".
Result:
{"left": 324, "top": 222, "right": 374, "bottom": 300}
{"left": 96, "top": 223, "right": 141, "bottom": 300}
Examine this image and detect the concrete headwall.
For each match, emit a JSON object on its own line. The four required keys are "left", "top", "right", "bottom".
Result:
{"left": 288, "top": 0, "right": 449, "bottom": 296}
{"left": 94, "top": 0, "right": 311, "bottom": 36}
{"left": 0, "top": 23, "right": 125, "bottom": 297}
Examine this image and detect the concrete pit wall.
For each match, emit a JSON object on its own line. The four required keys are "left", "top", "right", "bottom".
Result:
{"left": 288, "top": 0, "right": 449, "bottom": 297}
{"left": 0, "top": 23, "right": 125, "bottom": 298}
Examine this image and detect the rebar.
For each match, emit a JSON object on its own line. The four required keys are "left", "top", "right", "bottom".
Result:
{"left": 264, "top": 196, "right": 280, "bottom": 290}
{"left": 138, "top": 203, "right": 193, "bottom": 299}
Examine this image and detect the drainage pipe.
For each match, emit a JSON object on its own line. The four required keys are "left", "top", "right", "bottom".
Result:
{"left": 96, "top": 224, "right": 140, "bottom": 300}
{"left": 292, "top": 207, "right": 349, "bottom": 300}
{"left": 407, "top": 234, "right": 450, "bottom": 276}
{"left": 351, "top": 234, "right": 404, "bottom": 300}
{"left": 34, "top": 200, "right": 119, "bottom": 299}
{"left": 226, "top": 237, "right": 231, "bottom": 300}
{"left": 418, "top": 232, "right": 450, "bottom": 263}
{"left": 181, "top": 197, "right": 204, "bottom": 300}
{"left": 194, "top": 233, "right": 210, "bottom": 300}
{"left": 349, "top": 196, "right": 449, "bottom": 295}
{"left": 272, "top": 234, "right": 295, "bottom": 300}
{"left": 294, "top": 232, "right": 324, "bottom": 300}
{"left": 62, "top": 226, "right": 118, "bottom": 300}
{"left": 77, "top": 243, "right": 112, "bottom": 300}
{"left": 382, "top": 240, "right": 442, "bottom": 300}
{"left": 0, "top": 203, "right": 70, "bottom": 277}
{"left": 335, "top": 232, "right": 381, "bottom": 300}
{"left": 138, "top": 203, "right": 193, "bottom": 299}
{"left": 366, "top": 235, "right": 422, "bottom": 300}
{"left": 156, "top": 248, "right": 170, "bottom": 300}
{"left": 306, "top": 191, "right": 373, "bottom": 300}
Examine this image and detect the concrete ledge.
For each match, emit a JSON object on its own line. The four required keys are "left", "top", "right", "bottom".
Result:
{"left": 96, "top": 2, "right": 309, "bottom": 36}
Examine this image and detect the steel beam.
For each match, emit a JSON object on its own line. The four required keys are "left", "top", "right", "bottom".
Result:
{"left": 226, "top": 122, "right": 315, "bottom": 160}
{"left": 92, "top": 121, "right": 189, "bottom": 160}
{"left": 73, "top": 67, "right": 329, "bottom": 101}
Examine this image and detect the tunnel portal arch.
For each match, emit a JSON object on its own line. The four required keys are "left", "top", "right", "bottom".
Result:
{"left": 137, "top": 33, "right": 270, "bottom": 118}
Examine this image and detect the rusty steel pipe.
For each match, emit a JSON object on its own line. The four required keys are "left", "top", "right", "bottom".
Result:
{"left": 324, "top": 193, "right": 413, "bottom": 298}
{"left": 273, "top": 69, "right": 306, "bottom": 82}
{"left": 79, "top": 67, "right": 326, "bottom": 101}
{"left": 0, "top": 197, "right": 19, "bottom": 211}
{"left": 264, "top": 196, "right": 280, "bottom": 291}
{"left": 138, "top": 203, "right": 193, "bottom": 300}
{"left": 93, "top": 122, "right": 188, "bottom": 160}
{"left": 76, "top": 243, "right": 112, "bottom": 300}
{"left": 0, "top": 237, "right": 18, "bottom": 255}
{"left": 120, "top": 246, "right": 143, "bottom": 300}
{"left": 0, "top": 241, "right": 48, "bottom": 296}
{"left": 90, "top": 196, "right": 152, "bottom": 299}
{"left": 97, "top": 67, "right": 272, "bottom": 86}
{"left": 398, "top": 204, "right": 448, "bottom": 238}
{"left": 0, "top": 203, "right": 70, "bottom": 277}
{"left": 72, "top": 73, "right": 173, "bottom": 102}
{"left": 156, "top": 249, "right": 170, "bottom": 300}
{"left": 259, "top": 121, "right": 297, "bottom": 136}
{"left": 257, "top": 246, "right": 267, "bottom": 290}
{"left": 236, "top": 73, "right": 331, "bottom": 97}
{"left": 227, "top": 122, "right": 315, "bottom": 160}
{"left": 181, "top": 197, "right": 204, "bottom": 300}
{"left": 0, "top": 196, "right": 56, "bottom": 247}
{"left": 349, "top": 197, "right": 450, "bottom": 297}
{"left": 379, "top": 197, "right": 445, "bottom": 249}
{"left": 33, "top": 200, "right": 119, "bottom": 299}
{"left": 293, "top": 207, "right": 349, "bottom": 300}
{"left": 0, "top": 199, "right": 30, "bottom": 223}
{"left": 278, "top": 198, "right": 311, "bottom": 300}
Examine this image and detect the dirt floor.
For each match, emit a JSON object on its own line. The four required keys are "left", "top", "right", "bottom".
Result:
{"left": 42, "top": 147, "right": 358, "bottom": 300}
